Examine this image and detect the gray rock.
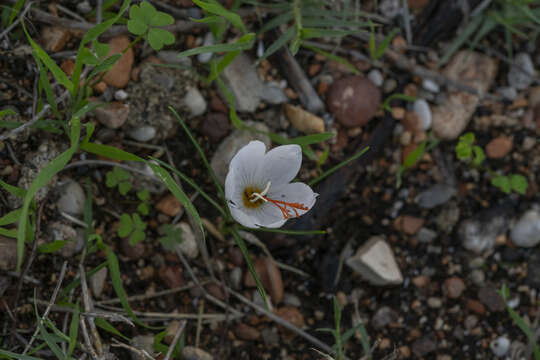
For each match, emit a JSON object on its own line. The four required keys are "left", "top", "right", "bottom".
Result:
{"left": 367, "top": 69, "right": 383, "bottom": 87}
{"left": 9, "top": 140, "right": 61, "bottom": 208}
{"left": 127, "top": 63, "right": 196, "bottom": 141}
{"left": 220, "top": 53, "right": 264, "bottom": 112}
{"left": 497, "top": 86, "right": 517, "bottom": 101}
{"left": 379, "top": 0, "right": 401, "bottom": 18}
{"left": 282, "top": 293, "right": 301, "bottom": 307}
{"left": 57, "top": 179, "right": 86, "bottom": 216}
{"left": 415, "top": 184, "right": 456, "bottom": 209}
{"left": 510, "top": 208, "right": 540, "bottom": 248}
{"left": 417, "top": 227, "right": 438, "bottom": 243}
{"left": 371, "top": 306, "right": 398, "bottom": 329}
{"left": 94, "top": 102, "right": 130, "bottom": 129}
{"left": 432, "top": 51, "right": 497, "bottom": 140}
{"left": 413, "top": 99, "right": 432, "bottom": 131}
{"left": 508, "top": 52, "right": 535, "bottom": 90}
{"left": 346, "top": 236, "right": 403, "bottom": 286}
{"left": 130, "top": 335, "right": 155, "bottom": 360}
{"left": 260, "top": 85, "right": 287, "bottom": 105}
{"left": 229, "top": 267, "right": 242, "bottom": 290}
{"left": 48, "top": 222, "right": 85, "bottom": 258}
{"left": 114, "top": 89, "right": 128, "bottom": 101}
{"left": 490, "top": 336, "right": 510, "bottom": 357}
{"left": 182, "top": 347, "right": 213, "bottom": 360}
{"left": 459, "top": 214, "right": 509, "bottom": 254}
{"left": 261, "top": 328, "right": 279, "bottom": 347}
{"left": 412, "top": 337, "right": 437, "bottom": 357}
{"left": 158, "top": 51, "right": 192, "bottom": 66}
{"left": 76, "top": 0, "right": 92, "bottom": 14}
{"left": 128, "top": 126, "right": 157, "bottom": 142}
{"left": 436, "top": 201, "right": 461, "bottom": 233}
{"left": 210, "top": 121, "right": 271, "bottom": 184}
{"left": 422, "top": 78, "right": 440, "bottom": 93}
{"left": 175, "top": 222, "right": 199, "bottom": 259}
{"left": 183, "top": 87, "right": 207, "bottom": 117}
{"left": 90, "top": 267, "right": 108, "bottom": 298}
{"left": 197, "top": 32, "right": 215, "bottom": 64}
{"left": 0, "top": 237, "right": 17, "bottom": 271}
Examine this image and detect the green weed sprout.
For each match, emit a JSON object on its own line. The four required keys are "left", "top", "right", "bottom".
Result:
{"left": 455, "top": 132, "right": 528, "bottom": 195}
{"left": 118, "top": 213, "right": 147, "bottom": 245}
{"left": 106, "top": 167, "right": 132, "bottom": 195}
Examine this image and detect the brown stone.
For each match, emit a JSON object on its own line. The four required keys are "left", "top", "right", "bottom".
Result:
{"left": 200, "top": 113, "right": 230, "bottom": 143}
{"left": 164, "top": 321, "right": 181, "bottom": 344}
{"left": 41, "top": 26, "right": 71, "bottom": 52}
{"left": 285, "top": 104, "right": 325, "bottom": 134}
{"left": 102, "top": 35, "right": 134, "bottom": 88}
{"left": 244, "top": 257, "right": 283, "bottom": 304}
{"left": 61, "top": 59, "right": 75, "bottom": 76}
{"left": 234, "top": 323, "right": 260, "bottom": 341}
{"left": 274, "top": 306, "right": 304, "bottom": 328}
{"left": 394, "top": 215, "right": 424, "bottom": 235}
{"left": 485, "top": 136, "right": 513, "bottom": 159}
{"left": 392, "top": 107, "right": 406, "bottom": 120}
{"left": 156, "top": 194, "right": 182, "bottom": 217}
{"left": 93, "top": 81, "right": 108, "bottom": 94}
{"left": 121, "top": 237, "right": 145, "bottom": 260}
{"left": 443, "top": 277, "right": 466, "bottom": 299}
{"left": 94, "top": 101, "right": 129, "bottom": 129}
{"left": 408, "top": 0, "right": 429, "bottom": 10}
{"left": 412, "top": 275, "right": 430, "bottom": 288}
{"left": 467, "top": 299, "right": 486, "bottom": 315}
{"left": 205, "top": 283, "right": 226, "bottom": 301}
{"left": 402, "top": 111, "right": 420, "bottom": 132}
{"left": 159, "top": 266, "right": 184, "bottom": 288}
{"left": 327, "top": 76, "right": 381, "bottom": 128}
{"left": 210, "top": 94, "right": 228, "bottom": 113}
{"left": 477, "top": 286, "right": 505, "bottom": 312}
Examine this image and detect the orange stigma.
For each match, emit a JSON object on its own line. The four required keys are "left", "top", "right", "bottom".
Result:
{"left": 263, "top": 196, "right": 308, "bottom": 219}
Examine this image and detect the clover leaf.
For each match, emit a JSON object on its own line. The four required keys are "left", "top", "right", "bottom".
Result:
{"left": 510, "top": 174, "right": 528, "bottom": 195}
{"left": 128, "top": 1, "right": 175, "bottom": 51}
{"left": 158, "top": 224, "right": 183, "bottom": 251}
{"left": 106, "top": 167, "right": 132, "bottom": 195}
{"left": 118, "top": 213, "right": 147, "bottom": 245}
{"left": 491, "top": 175, "right": 511, "bottom": 194}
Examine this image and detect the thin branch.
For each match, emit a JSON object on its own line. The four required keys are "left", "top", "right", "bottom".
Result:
{"left": 0, "top": 1, "right": 33, "bottom": 40}
{"left": 163, "top": 321, "right": 186, "bottom": 360}
{"left": 111, "top": 338, "right": 156, "bottom": 360}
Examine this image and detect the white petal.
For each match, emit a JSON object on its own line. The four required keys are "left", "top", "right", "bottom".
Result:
{"left": 228, "top": 140, "right": 266, "bottom": 190}
{"left": 251, "top": 202, "right": 287, "bottom": 228}
{"left": 260, "top": 144, "right": 302, "bottom": 186}
{"left": 229, "top": 206, "right": 258, "bottom": 228}
{"left": 267, "top": 182, "right": 317, "bottom": 217}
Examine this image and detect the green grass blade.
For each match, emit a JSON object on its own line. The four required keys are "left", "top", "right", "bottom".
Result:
{"left": 169, "top": 106, "right": 225, "bottom": 199}
{"left": 257, "top": 27, "right": 295, "bottom": 64}
{"left": 0, "top": 179, "right": 26, "bottom": 197}
{"left": 257, "top": 11, "right": 293, "bottom": 35}
{"left": 0, "top": 350, "right": 41, "bottom": 360}
{"left": 375, "top": 28, "right": 399, "bottom": 60}
{"left": 193, "top": 0, "right": 246, "bottom": 33}
{"left": 231, "top": 229, "right": 270, "bottom": 309}
{"left": 177, "top": 33, "right": 255, "bottom": 58}
{"left": 35, "top": 56, "right": 61, "bottom": 120}
{"left": 148, "top": 163, "right": 205, "bottom": 236}
{"left": 22, "top": 23, "right": 73, "bottom": 93}
{"left": 80, "top": 142, "right": 142, "bottom": 162}
{"left": 309, "top": 146, "right": 369, "bottom": 186}
{"left": 0, "top": 209, "right": 22, "bottom": 226}
{"left": 35, "top": 303, "right": 66, "bottom": 360}
{"left": 16, "top": 118, "right": 80, "bottom": 271}
{"left": 95, "top": 318, "right": 130, "bottom": 341}
{"left": 0, "top": 228, "right": 17, "bottom": 237}
{"left": 151, "top": 158, "right": 227, "bottom": 217}
{"left": 302, "top": 42, "right": 359, "bottom": 74}
{"left": 67, "top": 305, "right": 80, "bottom": 357}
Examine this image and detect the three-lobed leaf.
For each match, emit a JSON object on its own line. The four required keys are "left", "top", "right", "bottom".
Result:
{"left": 148, "top": 28, "right": 176, "bottom": 50}
{"left": 118, "top": 213, "right": 133, "bottom": 237}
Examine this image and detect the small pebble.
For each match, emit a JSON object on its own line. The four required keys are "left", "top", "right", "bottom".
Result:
{"left": 508, "top": 52, "right": 535, "bottom": 90}
{"left": 197, "top": 32, "right": 215, "bottom": 63}
{"left": 422, "top": 78, "right": 440, "bottom": 93}
{"left": 114, "top": 89, "right": 128, "bottom": 101}
{"left": 128, "top": 126, "right": 156, "bottom": 142}
{"left": 497, "top": 87, "right": 517, "bottom": 101}
{"left": 413, "top": 99, "right": 432, "bottom": 130}
{"left": 367, "top": 69, "right": 383, "bottom": 87}
{"left": 490, "top": 336, "right": 510, "bottom": 357}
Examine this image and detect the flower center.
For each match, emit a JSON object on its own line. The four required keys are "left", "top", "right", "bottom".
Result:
{"left": 242, "top": 182, "right": 309, "bottom": 219}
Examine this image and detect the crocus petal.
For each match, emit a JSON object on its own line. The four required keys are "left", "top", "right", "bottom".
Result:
{"left": 267, "top": 182, "right": 317, "bottom": 217}
{"left": 260, "top": 144, "right": 302, "bottom": 186}
{"left": 251, "top": 202, "right": 288, "bottom": 228}
{"left": 228, "top": 140, "right": 266, "bottom": 189}
{"left": 229, "top": 206, "right": 258, "bottom": 228}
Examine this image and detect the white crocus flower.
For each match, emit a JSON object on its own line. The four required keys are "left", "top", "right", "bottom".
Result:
{"left": 225, "top": 140, "right": 317, "bottom": 228}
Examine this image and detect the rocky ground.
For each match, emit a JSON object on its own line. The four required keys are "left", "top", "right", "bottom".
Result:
{"left": 1, "top": 0, "right": 540, "bottom": 359}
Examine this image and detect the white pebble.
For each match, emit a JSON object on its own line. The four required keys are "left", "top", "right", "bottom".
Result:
{"left": 511, "top": 208, "right": 540, "bottom": 248}
{"left": 257, "top": 40, "right": 264, "bottom": 58}
{"left": 508, "top": 52, "right": 535, "bottom": 90}
{"left": 128, "top": 126, "right": 156, "bottom": 142}
{"left": 197, "top": 32, "right": 214, "bottom": 64}
{"left": 490, "top": 336, "right": 510, "bottom": 357}
{"left": 183, "top": 87, "right": 207, "bottom": 117}
{"left": 413, "top": 99, "right": 432, "bottom": 131}
{"left": 367, "top": 69, "right": 383, "bottom": 87}
{"left": 114, "top": 89, "right": 128, "bottom": 101}
{"left": 379, "top": 0, "right": 401, "bottom": 18}
{"left": 422, "top": 78, "right": 440, "bottom": 93}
